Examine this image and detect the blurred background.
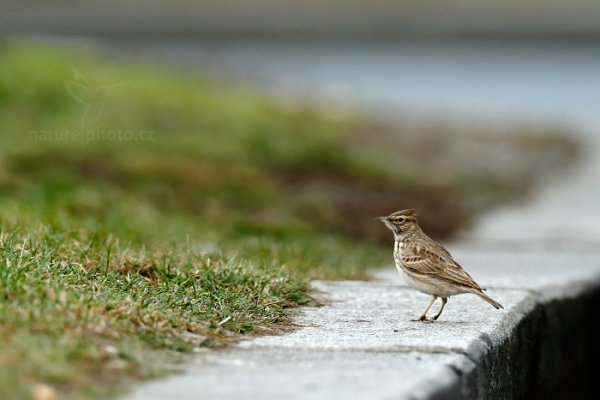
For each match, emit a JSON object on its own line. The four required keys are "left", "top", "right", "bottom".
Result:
{"left": 0, "top": 2, "right": 598, "bottom": 398}
{"left": 2, "top": 0, "right": 593, "bottom": 245}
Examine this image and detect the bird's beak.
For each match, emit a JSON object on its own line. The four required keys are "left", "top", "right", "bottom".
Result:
{"left": 375, "top": 216, "right": 387, "bottom": 222}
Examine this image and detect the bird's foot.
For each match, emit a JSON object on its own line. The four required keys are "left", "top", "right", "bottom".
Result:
{"left": 411, "top": 315, "right": 434, "bottom": 323}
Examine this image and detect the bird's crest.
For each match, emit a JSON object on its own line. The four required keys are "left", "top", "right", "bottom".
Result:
{"left": 390, "top": 208, "right": 418, "bottom": 221}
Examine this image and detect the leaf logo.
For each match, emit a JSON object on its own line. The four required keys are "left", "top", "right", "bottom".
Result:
{"left": 64, "top": 70, "right": 119, "bottom": 129}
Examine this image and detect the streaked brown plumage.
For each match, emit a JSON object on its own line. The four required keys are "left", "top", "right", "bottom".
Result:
{"left": 376, "top": 208, "right": 503, "bottom": 322}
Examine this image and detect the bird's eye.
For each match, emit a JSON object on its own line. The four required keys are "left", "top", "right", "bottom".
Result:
{"left": 398, "top": 217, "right": 405, "bottom": 223}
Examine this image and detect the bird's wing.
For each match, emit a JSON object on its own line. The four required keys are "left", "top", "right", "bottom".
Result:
{"left": 401, "top": 240, "right": 483, "bottom": 291}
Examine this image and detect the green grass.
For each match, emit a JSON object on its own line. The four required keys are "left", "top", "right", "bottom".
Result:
{"left": 0, "top": 226, "right": 308, "bottom": 399}
{"left": 0, "top": 42, "right": 578, "bottom": 399}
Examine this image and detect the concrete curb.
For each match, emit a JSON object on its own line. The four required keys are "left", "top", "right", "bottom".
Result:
{"left": 430, "top": 280, "right": 600, "bottom": 399}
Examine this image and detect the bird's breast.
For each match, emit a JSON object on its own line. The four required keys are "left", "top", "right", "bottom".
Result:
{"left": 392, "top": 240, "right": 462, "bottom": 297}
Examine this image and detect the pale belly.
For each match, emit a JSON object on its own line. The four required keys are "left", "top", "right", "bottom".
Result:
{"left": 394, "top": 263, "right": 464, "bottom": 298}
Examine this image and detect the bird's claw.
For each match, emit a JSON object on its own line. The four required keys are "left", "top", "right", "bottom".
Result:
{"left": 411, "top": 315, "right": 435, "bottom": 323}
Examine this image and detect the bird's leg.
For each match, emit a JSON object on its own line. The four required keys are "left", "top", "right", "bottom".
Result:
{"left": 431, "top": 297, "right": 448, "bottom": 321}
{"left": 412, "top": 295, "right": 437, "bottom": 322}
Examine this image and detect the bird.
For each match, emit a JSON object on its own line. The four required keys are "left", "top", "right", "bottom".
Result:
{"left": 376, "top": 208, "right": 502, "bottom": 322}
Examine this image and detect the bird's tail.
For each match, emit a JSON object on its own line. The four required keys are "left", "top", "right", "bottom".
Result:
{"left": 471, "top": 290, "right": 503, "bottom": 309}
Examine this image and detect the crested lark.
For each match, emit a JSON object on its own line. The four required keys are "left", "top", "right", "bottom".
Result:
{"left": 376, "top": 208, "right": 503, "bottom": 322}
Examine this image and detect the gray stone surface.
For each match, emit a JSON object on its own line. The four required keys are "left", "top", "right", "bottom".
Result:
{"left": 125, "top": 349, "right": 468, "bottom": 400}
{"left": 243, "top": 281, "right": 526, "bottom": 352}
{"left": 462, "top": 139, "right": 600, "bottom": 245}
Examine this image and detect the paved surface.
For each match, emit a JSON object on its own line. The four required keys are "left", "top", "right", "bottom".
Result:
{"left": 123, "top": 138, "right": 600, "bottom": 399}
{"left": 464, "top": 139, "right": 600, "bottom": 245}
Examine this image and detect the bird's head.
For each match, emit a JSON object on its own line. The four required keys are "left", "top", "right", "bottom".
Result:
{"left": 375, "top": 208, "right": 419, "bottom": 239}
